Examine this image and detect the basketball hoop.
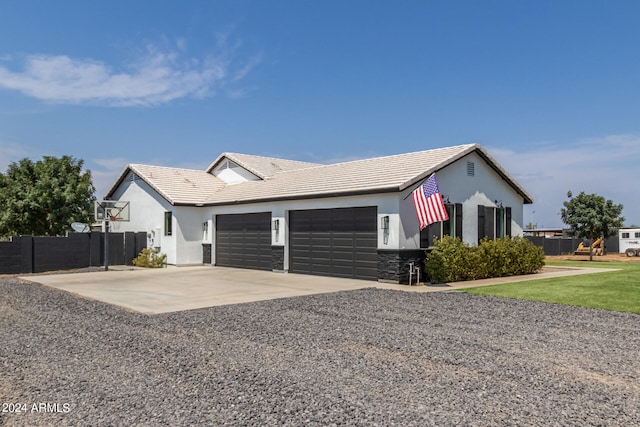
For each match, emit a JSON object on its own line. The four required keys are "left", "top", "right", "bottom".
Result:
{"left": 95, "top": 200, "right": 130, "bottom": 222}
{"left": 95, "top": 200, "right": 131, "bottom": 272}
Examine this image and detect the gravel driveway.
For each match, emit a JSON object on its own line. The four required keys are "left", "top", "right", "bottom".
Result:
{"left": 1, "top": 276, "right": 638, "bottom": 426}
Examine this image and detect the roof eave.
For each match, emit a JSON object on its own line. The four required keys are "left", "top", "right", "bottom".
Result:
{"left": 103, "top": 165, "right": 133, "bottom": 200}
{"left": 105, "top": 165, "right": 176, "bottom": 206}
{"left": 398, "top": 144, "right": 534, "bottom": 205}
{"left": 473, "top": 147, "right": 534, "bottom": 204}
{"left": 398, "top": 144, "right": 479, "bottom": 192}
{"left": 205, "top": 153, "right": 267, "bottom": 179}
{"left": 200, "top": 185, "right": 401, "bottom": 207}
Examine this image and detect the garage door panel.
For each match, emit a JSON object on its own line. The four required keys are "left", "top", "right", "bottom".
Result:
{"left": 310, "top": 250, "right": 332, "bottom": 260}
{"left": 355, "top": 252, "right": 378, "bottom": 263}
{"left": 215, "top": 212, "right": 272, "bottom": 271}
{"left": 354, "top": 236, "right": 376, "bottom": 246}
{"left": 332, "top": 265, "right": 355, "bottom": 275}
{"left": 290, "top": 207, "right": 377, "bottom": 281}
{"left": 332, "top": 251, "right": 354, "bottom": 261}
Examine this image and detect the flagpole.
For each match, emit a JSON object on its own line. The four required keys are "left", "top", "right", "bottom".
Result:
{"left": 403, "top": 173, "right": 434, "bottom": 200}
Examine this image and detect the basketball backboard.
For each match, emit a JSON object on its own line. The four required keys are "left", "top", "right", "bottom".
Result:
{"left": 95, "top": 200, "right": 130, "bottom": 222}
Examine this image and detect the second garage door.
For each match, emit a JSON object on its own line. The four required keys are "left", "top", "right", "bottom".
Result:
{"left": 215, "top": 212, "right": 272, "bottom": 270}
{"left": 289, "top": 206, "right": 378, "bottom": 280}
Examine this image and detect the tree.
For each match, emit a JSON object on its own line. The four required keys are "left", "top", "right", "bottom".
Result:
{"left": 560, "top": 191, "right": 624, "bottom": 260}
{"left": 0, "top": 155, "right": 96, "bottom": 237}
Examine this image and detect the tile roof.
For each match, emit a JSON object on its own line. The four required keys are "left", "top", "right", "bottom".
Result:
{"left": 203, "top": 144, "right": 487, "bottom": 205}
{"left": 107, "top": 144, "right": 533, "bottom": 205}
{"left": 206, "top": 153, "right": 320, "bottom": 179}
{"left": 108, "top": 164, "right": 226, "bottom": 205}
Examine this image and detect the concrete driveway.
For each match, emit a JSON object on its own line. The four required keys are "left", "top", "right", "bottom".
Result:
{"left": 20, "top": 265, "right": 612, "bottom": 314}
{"left": 20, "top": 266, "right": 385, "bottom": 314}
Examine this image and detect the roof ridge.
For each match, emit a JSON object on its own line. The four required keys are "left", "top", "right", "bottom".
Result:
{"left": 130, "top": 163, "right": 208, "bottom": 173}
{"left": 224, "top": 152, "right": 316, "bottom": 161}
{"left": 270, "top": 144, "right": 478, "bottom": 176}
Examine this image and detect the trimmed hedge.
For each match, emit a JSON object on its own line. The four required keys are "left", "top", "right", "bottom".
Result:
{"left": 425, "top": 235, "right": 545, "bottom": 283}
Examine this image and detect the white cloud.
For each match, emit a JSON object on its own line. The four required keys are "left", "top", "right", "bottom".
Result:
{"left": 0, "top": 142, "right": 31, "bottom": 172}
{"left": 232, "top": 52, "right": 263, "bottom": 82}
{"left": 0, "top": 39, "right": 261, "bottom": 106}
{"left": 488, "top": 135, "right": 640, "bottom": 228}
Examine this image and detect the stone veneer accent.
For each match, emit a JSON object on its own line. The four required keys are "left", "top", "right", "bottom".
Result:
{"left": 377, "top": 249, "right": 426, "bottom": 285}
{"left": 202, "top": 244, "right": 212, "bottom": 264}
{"left": 271, "top": 246, "right": 285, "bottom": 271}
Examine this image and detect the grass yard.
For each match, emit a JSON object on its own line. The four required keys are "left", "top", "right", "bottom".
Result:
{"left": 464, "top": 260, "right": 640, "bottom": 314}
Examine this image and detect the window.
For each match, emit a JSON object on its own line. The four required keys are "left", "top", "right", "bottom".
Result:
{"left": 164, "top": 211, "right": 172, "bottom": 236}
{"left": 635, "top": 232, "right": 640, "bottom": 238}
{"left": 478, "top": 205, "right": 512, "bottom": 243}
{"left": 622, "top": 232, "right": 630, "bottom": 238}
{"left": 420, "top": 203, "right": 462, "bottom": 248}
{"left": 495, "top": 207, "right": 505, "bottom": 239}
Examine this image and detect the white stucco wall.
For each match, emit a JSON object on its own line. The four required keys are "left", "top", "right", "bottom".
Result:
{"left": 109, "top": 173, "right": 173, "bottom": 260}
{"left": 399, "top": 152, "right": 526, "bottom": 248}
{"left": 171, "top": 206, "right": 210, "bottom": 265}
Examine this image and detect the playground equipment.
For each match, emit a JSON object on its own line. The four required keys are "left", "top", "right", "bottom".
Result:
{"left": 574, "top": 237, "right": 604, "bottom": 256}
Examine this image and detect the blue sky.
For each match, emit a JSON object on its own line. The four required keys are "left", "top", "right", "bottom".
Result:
{"left": 1, "top": 0, "right": 639, "bottom": 228}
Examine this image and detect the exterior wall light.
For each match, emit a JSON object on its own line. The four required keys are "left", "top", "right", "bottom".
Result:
{"left": 272, "top": 219, "right": 280, "bottom": 231}
{"left": 381, "top": 215, "right": 389, "bottom": 230}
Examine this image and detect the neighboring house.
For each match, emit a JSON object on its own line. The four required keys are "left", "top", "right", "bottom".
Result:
{"left": 524, "top": 228, "right": 566, "bottom": 238}
{"left": 106, "top": 143, "right": 533, "bottom": 283}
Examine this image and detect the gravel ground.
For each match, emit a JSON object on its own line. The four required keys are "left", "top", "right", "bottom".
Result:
{"left": 1, "top": 277, "right": 638, "bottom": 426}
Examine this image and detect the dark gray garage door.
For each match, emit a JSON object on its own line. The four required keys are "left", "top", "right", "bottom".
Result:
{"left": 215, "top": 212, "right": 272, "bottom": 270}
{"left": 289, "top": 206, "right": 378, "bottom": 280}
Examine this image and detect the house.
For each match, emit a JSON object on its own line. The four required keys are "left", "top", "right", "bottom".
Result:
{"left": 523, "top": 228, "right": 567, "bottom": 238}
{"left": 105, "top": 143, "right": 533, "bottom": 283}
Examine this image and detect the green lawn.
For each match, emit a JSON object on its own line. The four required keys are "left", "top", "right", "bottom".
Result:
{"left": 463, "top": 260, "right": 640, "bottom": 314}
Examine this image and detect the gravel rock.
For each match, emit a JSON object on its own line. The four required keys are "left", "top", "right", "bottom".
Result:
{"left": 0, "top": 277, "right": 638, "bottom": 426}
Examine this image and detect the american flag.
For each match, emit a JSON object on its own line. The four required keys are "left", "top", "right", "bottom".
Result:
{"left": 412, "top": 173, "right": 449, "bottom": 230}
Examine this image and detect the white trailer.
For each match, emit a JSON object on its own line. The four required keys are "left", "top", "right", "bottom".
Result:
{"left": 619, "top": 228, "right": 640, "bottom": 257}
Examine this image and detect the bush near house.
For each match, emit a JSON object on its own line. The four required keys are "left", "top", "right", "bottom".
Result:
{"left": 132, "top": 248, "right": 167, "bottom": 268}
{"left": 425, "top": 235, "right": 545, "bottom": 283}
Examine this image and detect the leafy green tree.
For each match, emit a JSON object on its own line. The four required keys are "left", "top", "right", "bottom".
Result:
{"left": 0, "top": 155, "right": 96, "bottom": 237}
{"left": 560, "top": 191, "right": 624, "bottom": 259}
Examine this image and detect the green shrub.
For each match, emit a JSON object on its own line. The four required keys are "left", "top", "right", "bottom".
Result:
{"left": 132, "top": 248, "right": 167, "bottom": 268}
{"left": 425, "top": 235, "right": 545, "bottom": 283}
{"left": 424, "top": 235, "right": 470, "bottom": 283}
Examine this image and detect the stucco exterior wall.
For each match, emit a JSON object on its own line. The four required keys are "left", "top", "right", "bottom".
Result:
{"left": 173, "top": 206, "right": 210, "bottom": 265}
{"left": 109, "top": 172, "right": 179, "bottom": 263}
{"left": 399, "top": 152, "right": 526, "bottom": 248}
